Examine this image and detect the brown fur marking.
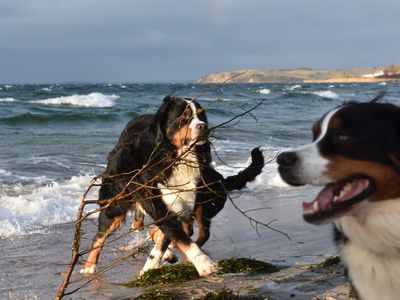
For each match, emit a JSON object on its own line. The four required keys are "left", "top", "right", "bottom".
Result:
{"left": 172, "top": 124, "right": 191, "bottom": 148}
{"left": 83, "top": 215, "right": 125, "bottom": 269}
{"left": 325, "top": 156, "right": 400, "bottom": 202}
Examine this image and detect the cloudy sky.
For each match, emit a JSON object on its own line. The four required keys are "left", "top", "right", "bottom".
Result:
{"left": 1, "top": 0, "right": 400, "bottom": 83}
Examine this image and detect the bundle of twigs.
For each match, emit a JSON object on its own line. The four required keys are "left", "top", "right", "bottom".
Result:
{"left": 55, "top": 75, "right": 288, "bottom": 300}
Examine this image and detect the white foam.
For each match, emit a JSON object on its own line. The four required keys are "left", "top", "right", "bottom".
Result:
{"left": 0, "top": 169, "right": 11, "bottom": 175}
{"left": 309, "top": 90, "right": 339, "bottom": 99}
{"left": 215, "top": 160, "right": 288, "bottom": 191}
{"left": 0, "top": 97, "right": 17, "bottom": 103}
{"left": 213, "top": 145, "right": 288, "bottom": 191}
{"left": 257, "top": 88, "right": 271, "bottom": 95}
{"left": 285, "top": 84, "right": 302, "bottom": 91}
{"left": 41, "top": 87, "right": 52, "bottom": 92}
{"left": 4, "top": 85, "right": 12, "bottom": 88}
{"left": 31, "top": 92, "right": 119, "bottom": 108}
{"left": 379, "top": 82, "right": 387, "bottom": 86}
{"left": 248, "top": 166, "right": 288, "bottom": 189}
{"left": 0, "top": 174, "right": 99, "bottom": 238}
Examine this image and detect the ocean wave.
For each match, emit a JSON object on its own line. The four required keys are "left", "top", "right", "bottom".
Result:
{"left": 0, "top": 169, "right": 44, "bottom": 185}
{"left": 308, "top": 90, "right": 339, "bottom": 99}
{"left": 213, "top": 144, "right": 287, "bottom": 190}
{"left": 257, "top": 88, "right": 271, "bottom": 95}
{"left": 41, "top": 87, "right": 52, "bottom": 92}
{"left": 0, "top": 169, "right": 13, "bottom": 177}
{"left": 31, "top": 92, "right": 119, "bottom": 108}
{"left": 284, "top": 84, "right": 302, "bottom": 91}
{"left": 1, "top": 112, "right": 121, "bottom": 125}
{"left": 0, "top": 97, "right": 17, "bottom": 103}
{"left": 215, "top": 161, "right": 287, "bottom": 191}
{"left": 0, "top": 175, "right": 99, "bottom": 238}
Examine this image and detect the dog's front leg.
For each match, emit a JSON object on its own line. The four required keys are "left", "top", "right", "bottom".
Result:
{"left": 176, "top": 240, "right": 218, "bottom": 276}
{"left": 164, "top": 219, "right": 218, "bottom": 276}
{"left": 140, "top": 229, "right": 171, "bottom": 275}
{"left": 147, "top": 226, "right": 178, "bottom": 264}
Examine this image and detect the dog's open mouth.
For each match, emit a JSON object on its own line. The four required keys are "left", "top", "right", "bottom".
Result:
{"left": 303, "top": 176, "right": 374, "bottom": 224}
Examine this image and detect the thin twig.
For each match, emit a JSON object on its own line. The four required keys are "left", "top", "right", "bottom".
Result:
{"left": 228, "top": 194, "right": 291, "bottom": 240}
{"left": 55, "top": 71, "right": 282, "bottom": 299}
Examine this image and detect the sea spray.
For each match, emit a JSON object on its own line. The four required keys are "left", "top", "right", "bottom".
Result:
{"left": 31, "top": 92, "right": 119, "bottom": 107}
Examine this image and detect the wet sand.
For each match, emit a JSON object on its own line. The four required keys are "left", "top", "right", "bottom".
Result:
{"left": 1, "top": 186, "right": 351, "bottom": 299}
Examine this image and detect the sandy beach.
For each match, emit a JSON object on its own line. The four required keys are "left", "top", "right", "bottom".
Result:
{"left": 1, "top": 185, "right": 352, "bottom": 299}
{"left": 3, "top": 81, "right": 396, "bottom": 299}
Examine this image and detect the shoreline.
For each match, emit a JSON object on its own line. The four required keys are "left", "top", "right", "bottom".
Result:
{"left": 125, "top": 257, "right": 353, "bottom": 300}
{"left": 304, "top": 77, "right": 400, "bottom": 83}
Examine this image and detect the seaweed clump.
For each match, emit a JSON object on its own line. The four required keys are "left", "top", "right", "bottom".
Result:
{"left": 134, "top": 290, "right": 177, "bottom": 300}
{"left": 128, "top": 264, "right": 199, "bottom": 287}
{"left": 315, "top": 256, "right": 341, "bottom": 269}
{"left": 128, "top": 258, "right": 279, "bottom": 288}
{"left": 203, "top": 288, "right": 266, "bottom": 300}
{"left": 218, "top": 258, "right": 279, "bottom": 274}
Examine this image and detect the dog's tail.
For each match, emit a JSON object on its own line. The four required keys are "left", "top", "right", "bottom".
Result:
{"left": 223, "top": 147, "right": 264, "bottom": 191}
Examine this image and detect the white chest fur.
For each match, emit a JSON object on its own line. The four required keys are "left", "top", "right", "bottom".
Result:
{"left": 336, "top": 199, "right": 400, "bottom": 300}
{"left": 157, "top": 151, "right": 200, "bottom": 221}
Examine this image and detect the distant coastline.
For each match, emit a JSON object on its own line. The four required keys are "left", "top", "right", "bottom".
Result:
{"left": 304, "top": 77, "right": 400, "bottom": 83}
{"left": 197, "top": 64, "right": 400, "bottom": 84}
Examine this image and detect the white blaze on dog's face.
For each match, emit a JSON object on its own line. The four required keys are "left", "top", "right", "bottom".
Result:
{"left": 277, "top": 102, "right": 400, "bottom": 224}
{"left": 280, "top": 108, "right": 340, "bottom": 186}
{"left": 185, "top": 100, "right": 207, "bottom": 146}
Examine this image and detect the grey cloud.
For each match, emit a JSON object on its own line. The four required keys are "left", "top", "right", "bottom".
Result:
{"left": 0, "top": 0, "right": 399, "bottom": 83}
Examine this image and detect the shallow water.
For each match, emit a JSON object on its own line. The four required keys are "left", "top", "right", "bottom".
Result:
{"left": 1, "top": 82, "right": 398, "bottom": 298}
{"left": 1, "top": 186, "right": 334, "bottom": 299}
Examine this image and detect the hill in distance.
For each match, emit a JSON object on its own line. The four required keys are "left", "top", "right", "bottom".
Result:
{"left": 197, "top": 64, "right": 400, "bottom": 84}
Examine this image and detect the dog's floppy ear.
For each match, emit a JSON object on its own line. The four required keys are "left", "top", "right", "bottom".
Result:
{"left": 153, "top": 96, "right": 173, "bottom": 144}
{"left": 370, "top": 91, "right": 386, "bottom": 103}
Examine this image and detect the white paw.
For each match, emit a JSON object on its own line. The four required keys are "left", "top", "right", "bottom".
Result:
{"left": 140, "top": 247, "right": 163, "bottom": 275}
{"left": 192, "top": 253, "right": 219, "bottom": 276}
{"left": 139, "top": 257, "right": 160, "bottom": 276}
{"left": 162, "top": 248, "right": 178, "bottom": 263}
{"left": 80, "top": 265, "right": 96, "bottom": 275}
{"left": 139, "top": 268, "right": 148, "bottom": 276}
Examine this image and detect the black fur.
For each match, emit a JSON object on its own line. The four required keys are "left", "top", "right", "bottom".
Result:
{"left": 87, "top": 95, "right": 264, "bottom": 268}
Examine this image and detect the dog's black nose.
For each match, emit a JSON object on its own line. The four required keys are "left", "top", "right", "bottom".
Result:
{"left": 277, "top": 151, "right": 298, "bottom": 166}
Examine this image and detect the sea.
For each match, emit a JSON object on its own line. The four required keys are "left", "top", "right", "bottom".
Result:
{"left": 0, "top": 82, "right": 398, "bottom": 299}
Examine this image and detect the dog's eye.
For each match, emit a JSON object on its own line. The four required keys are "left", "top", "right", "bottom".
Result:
{"left": 336, "top": 131, "right": 350, "bottom": 142}
{"left": 179, "top": 114, "right": 191, "bottom": 124}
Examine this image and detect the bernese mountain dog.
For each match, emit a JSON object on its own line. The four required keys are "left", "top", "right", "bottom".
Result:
{"left": 80, "top": 95, "right": 264, "bottom": 277}
{"left": 277, "top": 98, "right": 400, "bottom": 300}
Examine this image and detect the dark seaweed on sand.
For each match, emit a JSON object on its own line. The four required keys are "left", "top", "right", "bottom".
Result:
{"left": 134, "top": 290, "right": 177, "bottom": 300}
{"left": 203, "top": 288, "right": 266, "bottom": 300}
{"left": 128, "top": 258, "right": 279, "bottom": 287}
{"left": 315, "top": 256, "right": 340, "bottom": 269}
{"left": 218, "top": 258, "right": 279, "bottom": 274}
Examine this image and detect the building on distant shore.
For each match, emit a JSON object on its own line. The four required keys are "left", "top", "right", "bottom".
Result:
{"left": 363, "top": 69, "right": 400, "bottom": 78}
{"left": 383, "top": 70, "right": 400, "bottom": 77}
{"left": 363, "top": 70, "right": 384, "bottom": 78}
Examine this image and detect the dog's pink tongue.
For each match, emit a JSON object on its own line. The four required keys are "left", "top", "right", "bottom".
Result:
{"left": 302, "top": 185, "right": 335, "bottom": 213}
{"left": 302, "top": 179, "right": 371, "bottom": 215}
